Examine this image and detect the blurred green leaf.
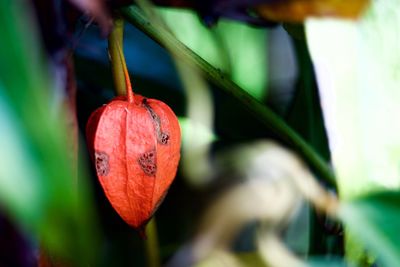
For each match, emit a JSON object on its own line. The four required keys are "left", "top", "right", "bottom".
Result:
{"left": 213, "top": 21, "right": 268, "bottom": 100}
{"left": 158, "top": 8, "right": 227, "bottom": 70}
{"left": 285, "top": 38, "right": 332, "bottom": 255}
{"left": 236, "top": 252, "right": 267, "bottom": 267}
{"left": 286, "top": 39, "right": 330, "bottom": 163}
{"left": 0, "top": 0, "right": 98, "bottom": 264}
{"left": 194, "top": 252, "right": 267, "bottom": 267}
{"left": 179, "top": 117, "right": 217, "bottom": 146}
{"left": 307, "top": 259, "right": 351, "bottom": 267}
{"left": 306, "top": 0, "right": 400, "bottom": 199}
{"left": 306, "top": 0, "right": 400, "bottom": 263}
{"left": 221, "top": 252, "right": 353, "bottom": 267}
{"left": 339, "top": 191, "right": 400, "bottom": 267}
{"left": 0, "top": 88, "right": 43, "bottom": 223}
{"left": 158, "top": 8, "right": 268, "bottom": 100}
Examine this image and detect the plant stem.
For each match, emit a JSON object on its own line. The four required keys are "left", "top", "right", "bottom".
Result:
{"left": 144, "top": 218, "right": 161, "bottom": 267}
{"left": 108, "top": 16, "right": 126, "bottom": 97}
{"left": 109, "top": 16, "right": 135, "bottom": 102}
{"left": 116, "top": 42, "right": 135, "bottom": 103}
{"left": 121, "top": 5, "right": 336, "bottom": 187}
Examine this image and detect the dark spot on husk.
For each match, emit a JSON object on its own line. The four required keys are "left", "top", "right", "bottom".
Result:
{"left": 95, "top": 151, "right": 109, "bottom": 176}
{"left": 138, "top": 149, "right": 157, "bottom": 176}
{"left": 142, "top": 98, "right": 170, "bottom": 145}
{"left": 160, "top": 132, "right": 170, "bottom": 145}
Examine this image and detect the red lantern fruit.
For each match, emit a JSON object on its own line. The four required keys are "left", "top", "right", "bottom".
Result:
{"left": 86, "top": 49, "right": 181, "bottom": 231}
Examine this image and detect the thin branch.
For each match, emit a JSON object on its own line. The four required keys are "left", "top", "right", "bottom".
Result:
{"left": 108, "top": 16, "right": 126, "bottom": 96}
{"left": 144, "top": 218, "right": 161, "bottom": 267}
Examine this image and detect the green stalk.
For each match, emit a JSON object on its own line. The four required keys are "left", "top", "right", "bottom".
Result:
{"left": 108, "top": 16, "right": 126, "bottom": 96}
{"left": 144, "top": 218, "right": 161, "bottom": 267}
{"left": 121, "top": 5, "right": 336, "bottom": 187}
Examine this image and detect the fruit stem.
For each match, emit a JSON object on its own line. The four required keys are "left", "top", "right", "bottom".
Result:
{"left": 116, "top": 42, "right": 135, "bottom": 103}
{"left": 144, "top": 218, "right": 161, "bottom": 267}
{"left": 108, "top": 16, "right": 135, "bottom": 103}
{"left": 108, "top": 17, "right": 126, "bottom": 96}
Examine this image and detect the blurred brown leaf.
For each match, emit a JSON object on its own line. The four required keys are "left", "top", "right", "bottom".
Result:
{"left": 256, "top": 0, "right": 370, "bottom": 22}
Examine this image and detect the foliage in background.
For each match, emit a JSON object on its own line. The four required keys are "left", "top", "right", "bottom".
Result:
{"left": 159, "top": 8, "right": 269, "bottom": 100}
{"left": 307, "top": 0, "right": 400, "bottom": 265}
{"left": 1, "top": 0, "right": 400, "bottom": 267}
